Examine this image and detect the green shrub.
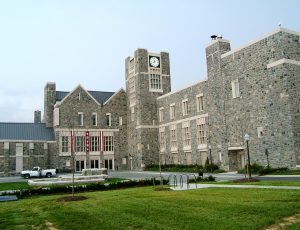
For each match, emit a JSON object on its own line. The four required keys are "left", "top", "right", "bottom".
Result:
{"left": 145, "top": 164, "right": 221, "bottom": 173}
{"left": 8, "top": 179, "right": 168, "bottom": 198}
{"left": 188, "top": 175, "right": 216, "bottom": 183}
{"left": 205, "top": 163, "right": 219, "bottom": 173}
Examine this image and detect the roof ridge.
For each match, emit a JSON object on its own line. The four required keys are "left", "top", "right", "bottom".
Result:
{"left": 88, "top": 90, "right": 115, "bottom": 93}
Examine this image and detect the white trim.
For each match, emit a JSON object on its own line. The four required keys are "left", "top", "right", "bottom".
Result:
{"left": 267, "top": 59, "right": 300, "bottom": 69}
{"left": 159, "top": 107, "right": 164, "bottom": 122}
{"left": 59, "top": 84, "right": 101, "bottom": 106}
{"left": 136, "top": 125, "right": 158, "bottom": 129}
{"left": 103, "top": 88, "right": 125, "bottom": 105}
{"left": 159, "top": 113, "right": 208, "bottom": 128}
{"left": 221, "top": 27, "right": 300, "bottom": 59}
{"left": 157, "top": 78, "right": 207, "bottom": 100}
{"left": 55, "top": 128, "right": 119, "bottom": 132}
{"left": 228, "top": 146, "right": 244, "bottom": 150}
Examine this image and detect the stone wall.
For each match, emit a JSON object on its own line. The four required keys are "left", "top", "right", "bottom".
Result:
{"left": 51, "top": 86, "right": 128, "bottom": 171}
{"left": 126, "top": 49, "right": 171, "bottom": 169}
{"left": 221, "top": 29, "right": 300, "bottom": 168}
{"left": 157, "top": 80, "right": 209, "bottom": 165}
{"left": 0, "top": 141, "right": 53, "bottom": 176}
{"left": 156, "top": 28, "right": 300, "bottom": 170}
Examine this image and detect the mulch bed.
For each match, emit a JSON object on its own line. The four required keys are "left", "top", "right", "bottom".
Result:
{"left": 233, "top": 178, "right": 260, "bottom": 183}
{"left": 56, "top": 196, "right": 87, "bottom": 202}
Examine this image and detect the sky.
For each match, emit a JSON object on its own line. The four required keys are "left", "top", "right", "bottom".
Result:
{"left": 0, "top": 0, "right": 299, "bottom": 122}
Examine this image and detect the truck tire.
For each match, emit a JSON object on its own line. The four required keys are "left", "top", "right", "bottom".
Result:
{"left": 46, "top": 172, "right": 52, "bottom": 178}
{"left": 24, "top": 174, "right": 30, "bottom": 179}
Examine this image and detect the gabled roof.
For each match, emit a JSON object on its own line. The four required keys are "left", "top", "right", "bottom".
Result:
{"left": 0, "top": 123, "right": 55, "bottom": 142}
{"left": 56, "top": 89, "right": 114, "bottom": 104}
{"left": 88, "top": 91, "right": 115, "bottom": 104}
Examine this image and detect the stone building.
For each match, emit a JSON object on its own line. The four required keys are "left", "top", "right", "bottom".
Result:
{"left": 157, "top": 27, "right": 300, "bottom": 171}
{"left": 0, "top": 27, "right": 299, "bottom": 175}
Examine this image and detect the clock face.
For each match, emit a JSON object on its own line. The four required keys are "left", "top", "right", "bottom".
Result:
{"left": 149, "top": 56, "right": 160, "bottom": 68}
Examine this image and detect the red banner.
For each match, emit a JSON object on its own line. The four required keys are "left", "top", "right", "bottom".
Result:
{"left": 70, "top": 130, "right": 74, "bottom": 153}
{"left": 86, "top": 131, "right": 90, "bottom": 153}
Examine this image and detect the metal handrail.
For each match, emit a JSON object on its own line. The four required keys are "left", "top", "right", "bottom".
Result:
{"left": 191, "top": 174, "right": 197, "bottom": 189}
{"left": 167, "top": 174, "right": 177, "bottom": 188}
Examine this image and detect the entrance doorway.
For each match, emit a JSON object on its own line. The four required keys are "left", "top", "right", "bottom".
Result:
{"left": 16, "top": 143, "right": 23, "bottom": 172}
{"left": 105, "top": 159, "right": 113, "bottom": 170}
{"left": 76, "top": 160, "right": 85, "bottom": 172}
{"left": 228, "top": 150, "right": 245, "bottom": 171}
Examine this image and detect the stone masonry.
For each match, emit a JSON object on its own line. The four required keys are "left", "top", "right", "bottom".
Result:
{"left": 1, "top": 27, "right": 299, "bottom": 175}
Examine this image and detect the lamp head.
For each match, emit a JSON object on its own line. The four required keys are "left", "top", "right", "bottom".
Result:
{"left": 244, "top": 133, "right": 250, "bottom": 141}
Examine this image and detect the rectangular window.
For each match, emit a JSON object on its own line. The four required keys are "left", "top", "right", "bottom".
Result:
{"left": 106, "top": 113, "right": 111, "bottom": 126}
{"left": 170, "top": 104, "right": 175, "bottom": 120}
{"left": 119, "top": 117, "right": 123, "bottom": 126}
{"left": 92, "top": 113, "right": 97, "bottom": 126}
{"left": 159, "top": 107, "right": 164, "bottom": 122}
{"left": 170, "top": 124, "right": 177, "bottom": 148}
{"left": 182, "top": 121, "right": 191, "bottom": 147}
{"left": 90, "top": 136, "right": 100, "bottom": 152}
{"left": 197, "top": 117, "right": 207, "bottom": 145}
{"left": 4, "top": 142, "right": 9, "bottom": 150}
{"left": 61, "top": 136, "right": 69, "bottom": 152}
{"left": 159, "top": 127, "right": 165, "bottom": 150}
{"left": 78, "top": 112, "right": 83, "bottom": 126}
{"left": 91, "top": 160, "right": 99, "bottom": 169}
{"left": 231, "top": 79, "right": 240, "bottom": 98}
{"left": 104, "top": 135, "right": 114, "bottom": 152}
{"left": 131, "top": 107, "right": 135, "bottom": 122}
{"left": 150, "top": 74, "right": 162, "bottom": 90}
{"left": 182, "top": 99, "right": 189, "bottom": 116}
{"left": 75, "top": 136, "right": 85, "bottom": 152}
{"left": 196, "top": 94, "right": 204, "bottom": 112}
{"left": 29, "top": 143, "right": 34, "bottom": 150}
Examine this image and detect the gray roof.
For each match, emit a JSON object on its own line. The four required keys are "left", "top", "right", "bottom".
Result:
{"left": 56, "top": 90, "right": 114, "bottom": 104}
{"left": 0, "top": 123, "right": 55, "bottom": 141}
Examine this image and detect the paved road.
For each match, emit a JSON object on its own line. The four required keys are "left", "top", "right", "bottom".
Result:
{"left": 0, "top": 171, "right": 299, "bottom": 183}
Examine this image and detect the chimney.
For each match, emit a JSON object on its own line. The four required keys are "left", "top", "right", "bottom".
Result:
{"left": 34, "top": 110, "right": 41, "bottom": 123}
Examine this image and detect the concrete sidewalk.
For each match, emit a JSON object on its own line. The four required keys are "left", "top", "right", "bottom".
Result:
{"left": 170, "top": 183, "right": 300, "bottom": 191}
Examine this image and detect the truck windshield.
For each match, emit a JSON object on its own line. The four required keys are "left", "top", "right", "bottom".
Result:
{"left": 32, "top": 168, "right": 38, "bottom": 171}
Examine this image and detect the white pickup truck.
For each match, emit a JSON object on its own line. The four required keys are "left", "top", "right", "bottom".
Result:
{"left": 21, "top": 166, "right": 57, "bottom": 179}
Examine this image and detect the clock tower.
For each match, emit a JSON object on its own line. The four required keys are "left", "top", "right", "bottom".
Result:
{"left": 125, "top": 49, "right": 171, "bottom": 170}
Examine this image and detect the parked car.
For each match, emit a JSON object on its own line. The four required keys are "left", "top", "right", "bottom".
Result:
{"left": 21, "top": 166, "right": 56, "bottom": 179}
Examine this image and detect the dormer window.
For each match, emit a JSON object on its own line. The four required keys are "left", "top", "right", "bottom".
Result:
{"left": 92, "top": 113, "right": 97, "bottom": 126}
{"left": 106, "top": 113, "right": 111, "bottom": 126}
{"left": 78, "top": 112, "right": 83, "bottom": 126}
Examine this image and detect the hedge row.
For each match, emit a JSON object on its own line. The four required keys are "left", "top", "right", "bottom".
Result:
{"left": 2, "top": 178, "right": 168, "bottom": 199}
{"left": 145, "top": 164, "right": 224, "bottom": 173}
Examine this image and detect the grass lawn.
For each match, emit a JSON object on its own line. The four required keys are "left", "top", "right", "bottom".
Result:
{"left": 1, "top": 186, "right": 300, "bottom": 230}
{"left": 214, "top": 180, "right": 300, "bottom": 186}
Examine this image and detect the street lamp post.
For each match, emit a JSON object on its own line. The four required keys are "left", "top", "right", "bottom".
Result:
{"left": 265, "top": 149, "right": 270, "bottom": 168}
{"left": 244, "top": 133, "right": 251, "bottom": 179}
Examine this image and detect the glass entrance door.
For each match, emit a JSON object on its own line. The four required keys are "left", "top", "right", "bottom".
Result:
{"left": 76, "top": 160, "right": 85, "bottom": 172}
